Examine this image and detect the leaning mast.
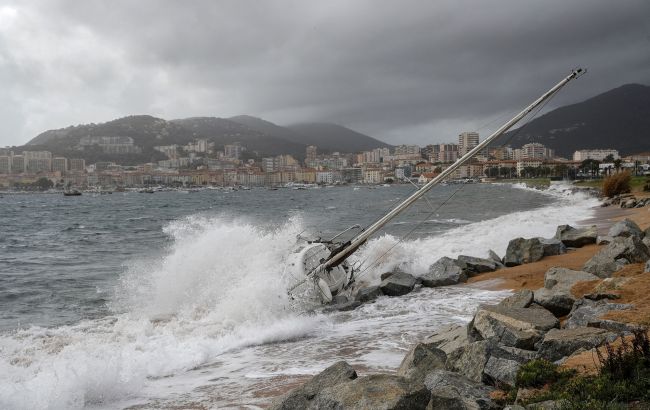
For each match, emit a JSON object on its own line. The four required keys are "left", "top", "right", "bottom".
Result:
{"left": 319, "top": 68, "right": 584, "bottom": 272}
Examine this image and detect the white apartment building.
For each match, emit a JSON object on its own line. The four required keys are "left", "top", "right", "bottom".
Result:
{"left": 573, "top": 149, "right": 619, "bottom": 162}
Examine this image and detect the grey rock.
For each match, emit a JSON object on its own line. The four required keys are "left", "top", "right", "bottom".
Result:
{"left": 608, "top": 218, "right": 643, "bottom": 239}
{"left": 533, "top": 267, "right": 599, "bottom": 316}
{"left": 469, "top": 304, "right": 559, "bottom": 349}
{"left": 421, "top": 257, "right": 466, "bottom": 288}
{"left": 583, "top": 236, "right": 650, "bottom": 278}
{"left": 555, "top": 224, "right": 598, "bottom": 248}
{"left": 457, "top": 255, "right": 498, "bottom": 275}
{"left": 504, "top": 406, "right": 526, "bottom": 410}
{"left": 536, "top": 327, "right": 615, "bottom": 362}
{"left": 397, "top": 342, "right": 447, "bottom": 384}
{"left": 525, "top": 400, "right": 566, "bottom": 410}
{"left": 425, "top": 370, "right": 499, "bottom": 410}
{"left": 322, "top": 301, "right": 362, "bottom": 313}
{"left": 424, "top": 324, "right": 469, "bottom": 355}
{"left": 270, "top": 361, "right": 357, "bottom": 410}
{"left": 445, "top": 340, "right": 497, "bottom": 383}
{"left": 539, "top": 237, "right": 566, "bottom": 257}
{"left": 565, "top": 298, "right": 633, "bottom": 330}
{"left": 646, "top": 259, "right": 650, "bottom": 273}
{"left": 484, "top": 356, "right": 520, "bottom": 387}
{"left": 584, "top": 292, "right": 621, "bottom": 301}
{"left": 498, "top": 290, "right": 534, "bottom": 309}
{"left": 316, "top": 374, "right": 430, "bottom": 410}
{"left": 380, "top": 272, "right": 417, "bottom": 296}
{"left": 355, "top": 286, "right": 383, "bottom": 303}
{"left": 488, "top": 249, "right": 504, "bottom": 265}
{"left": 644, "top": 235, "right": 650, "bottom": 250}
{"left": 380, "top": 271, "right": 395, "bottom": 281}
{"left": 621, "top": 198, "right": 637, "bottom": 208}
{"left": 446, "top": 339, "right": 535, "bottom": 385}
{"left": 596, "top": 235, "right": 613, "bottom": 245}
{"left": 504, "top": 238, "right": 545, "bottom": 267}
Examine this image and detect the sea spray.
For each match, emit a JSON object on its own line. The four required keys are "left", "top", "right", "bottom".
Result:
{"left": 0, "top": 216, "right": 327, "bottom": 409}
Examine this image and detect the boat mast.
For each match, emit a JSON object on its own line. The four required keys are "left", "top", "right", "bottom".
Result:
{"left": 321, "top": 68, "right": 584, "bottom": 271}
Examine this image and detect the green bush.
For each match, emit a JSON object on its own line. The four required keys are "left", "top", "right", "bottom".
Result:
{"left": 516, "top": 359, "right": 562, "bottom": 388}
{"left": 511, "top": 329, "right": 650, "bottom": 408}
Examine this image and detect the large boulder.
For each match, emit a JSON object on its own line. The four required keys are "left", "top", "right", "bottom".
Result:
{"left": 536, "top": 327, "right": 615, "bottom": 362}
{"left": 565, "top": 298, "right": 633, "bottom": 330}
{"left": 644, "top": 235, "right": 650, "bottom": 250}
{"left": 539, "top": 238, "right": 566, "bottom": 257}
{"left": 423, "top": 324, "right": 469, "bottom": 355}
{"left": 315, "top": 374, "right": 430, "bottom": 410}
{"left": 420, "top": 257, "right": 466, "bottom": 288}
{"left": 425, "top": 370, "right": 499, "bottom": 410}
{"left": 355, "top": 285, "right": 383, "bottom": 303}
{"left": 380, "top": 271, "right": 417, "bottom": 296}
{"left": 457, "top": 255, "right": 498, "bottom": 275}
{"left": 446, "top": 340, "right": 534, "bottom": 386}
{"left": 484, "top": 356, "right": 521, "bottom": 387}
{"left": 397, "top": 342, "right": 447, "bottom": 383}
{"left": 504, "top": 238, "right": 545, "bottom": 267}
{"left": 608, "top": 218, "right": 643, "bottom": 239}
{"left": 270, "top": 361, "right": 357, "bottom": 410}
{"left": 498, "top": 290, "right": 534, "bottom": 309}
{"left": 469, "top": 305, "right": 559, "bottom": 349}
{"left": 583, "top": 236, "right": 650, "bottom": 278}
{"left": 533, "top": 268, "right": 599, "bottom": 316}
{"left": 445, "top": 340, "right": 536, "bottom": 386}
{"left": 555, "top": 224, "right": 598, "bottom": 248}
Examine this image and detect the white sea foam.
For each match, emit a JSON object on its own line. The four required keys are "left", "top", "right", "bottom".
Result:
{"left": 349, "top": 182, "right": 599, "bottom": 284}
{"left": 0, "top": 216, "right": 327, "bottom": 410}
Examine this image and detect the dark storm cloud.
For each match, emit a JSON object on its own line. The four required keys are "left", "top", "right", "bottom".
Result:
{"left": 1, "top": 0, "right": 649, "bottom": 146}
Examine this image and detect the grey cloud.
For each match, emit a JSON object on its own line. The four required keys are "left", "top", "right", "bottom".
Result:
{"left": 1, "top": 0, "right": 649, "bottom": 146}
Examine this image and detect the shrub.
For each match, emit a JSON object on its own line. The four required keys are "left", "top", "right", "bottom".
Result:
{"left": 602, "top": 171, "right": 631, "bottom": 197}
{"left": 515, "top": 359, "right": 562, "bottom": 388}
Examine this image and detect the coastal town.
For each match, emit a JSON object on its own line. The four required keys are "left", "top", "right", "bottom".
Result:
{"left": 1, "top": 131, "right": 649, "bottom": 191}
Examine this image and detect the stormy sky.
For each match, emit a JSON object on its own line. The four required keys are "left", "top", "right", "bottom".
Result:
{"left": 1, "top": 0, "right": 649, "bottom": 147}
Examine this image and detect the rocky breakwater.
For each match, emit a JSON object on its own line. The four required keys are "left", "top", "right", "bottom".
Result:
{"left": 272, "top": 219, "right": 650, "bottom": 409}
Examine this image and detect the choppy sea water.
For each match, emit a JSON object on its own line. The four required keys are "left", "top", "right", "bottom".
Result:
{"left": 0, "top": 183, "right": 599, "bottom": 409}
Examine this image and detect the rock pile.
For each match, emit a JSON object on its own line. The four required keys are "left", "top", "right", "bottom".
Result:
{"left": 601, "top": 194, "right": 650, "bottom": 209}
{"left": 281, "top": 219, "right": 650, "bottom": 409}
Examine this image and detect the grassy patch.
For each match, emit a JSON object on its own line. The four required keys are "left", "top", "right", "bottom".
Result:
{"left": 507, "top": 330, "right": 650, "bottom": 408}
{"left": 574, "top": 176, "right": 650, "bottom": 194}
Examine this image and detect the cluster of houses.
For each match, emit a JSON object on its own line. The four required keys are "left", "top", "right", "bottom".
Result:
{"left": 1, "top": 133, "right": 648, "bottom": 190}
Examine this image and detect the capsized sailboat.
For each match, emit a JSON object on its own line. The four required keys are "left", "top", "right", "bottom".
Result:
{"left": 286, "top": 68, "right": 584, "bottom": 304}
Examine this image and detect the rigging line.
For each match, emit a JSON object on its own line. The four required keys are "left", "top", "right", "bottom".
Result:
{"left": 353, "top": 181, "right": 467, "bottom": 281}
{"left": 496, "top": 86, "right": 562, "bottom": 150}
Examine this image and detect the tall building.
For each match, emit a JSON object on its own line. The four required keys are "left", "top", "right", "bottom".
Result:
{"left": 224, "top": 143, "right": 244, "bottom": 160}
{"left": 428, "top": 144, "right": 459, "bottom": 163}
{"left": 306, "top": 145, "right": 317, "bottom": 161}
{"left": 11, "top": 155, "right": 25, "bottom": 173}
{"left": 24, "top": 151, "right": 52, "bottom": 173}
{"left": 0, "top": 155, "right": 10, "bottom": 174}
{"left": 69, "top": 158, "right": 86, "bottom": 172}
{"left": 458, "top": 132, "right": 479, "bottom": 156}
{"left": 52, "top": 157, "right": 68, "bottom": 173}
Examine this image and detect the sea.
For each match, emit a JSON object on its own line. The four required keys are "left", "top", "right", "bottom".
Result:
{"left": 0, "top": 182, "right": 599, "bottom": 409}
